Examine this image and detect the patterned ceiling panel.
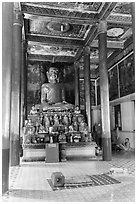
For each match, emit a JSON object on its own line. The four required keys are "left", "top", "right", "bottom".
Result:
{"left": 29, "top": 19, "right": 90, "bottom": 39}
{"left": 107, "top": 13, "right": 132, "bottom": 25}
{"left": 94, "top": 23, "right": 132, "bottom": 43}
{"left": 106, "top": 25, "right": 132, "bottom": 41}
{"left": 21, "top": 3, "right": 97, "bottom": 19}
{"left": 22, "top": 2, "right": 104, "bottom": 13}
{"left": 112, "top": 2, "right": 132, "bottom": 15}
{"left": 107, "top": 3, "right": 132, "bottom": 25}
{"left": 27, "top": 42, "right": 77, "bottom": 56}
{"left": 21, "top": 2, "right": 133, "bottom": 77}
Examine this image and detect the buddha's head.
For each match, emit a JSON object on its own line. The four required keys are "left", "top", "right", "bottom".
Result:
{"left": 47, "top": 67, "right": 59, "bottom": 83}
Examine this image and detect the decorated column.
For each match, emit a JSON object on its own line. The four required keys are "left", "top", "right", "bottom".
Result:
{"left": 84, "top": 46, "right": 92, "bottom": 141}
{"left": 2, "top": 2, "right": 14, "bottom": 194}
{"left": 10, "top": 3, "right": 23, "bottom": 166}
{"left": 98, "top": 21, "right": 112, "bottom": 161}
{"left": 74, "top": 62, "right": 80, "bottom": 107}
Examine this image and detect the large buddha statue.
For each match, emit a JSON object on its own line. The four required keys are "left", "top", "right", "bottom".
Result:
{"left": 41, "top": 67, "right": 74, "bottom": 111}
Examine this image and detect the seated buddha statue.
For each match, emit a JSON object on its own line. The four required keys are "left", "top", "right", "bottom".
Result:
{"left": 41, "top": 67, "right": 74, "bottom": 111}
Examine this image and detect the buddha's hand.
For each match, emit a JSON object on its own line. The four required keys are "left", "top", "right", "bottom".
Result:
{"left": 62, "top": 100, "right": 67, "bottom": 104}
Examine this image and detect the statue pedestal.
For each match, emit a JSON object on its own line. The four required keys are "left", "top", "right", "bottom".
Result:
{"left": 59, "top": 142, "right": 67, "bottom": 162}
{"left": 66, "top": 142, "right": 97, "bottom": 160}
{"left": 22, "top": 142, "right": 97, "bottom": 162}
{"left": 22, "top": 144, "right": 46, "bottom": 162}
{"left": 45, "top": 143, "right": 59, "bottom": 163}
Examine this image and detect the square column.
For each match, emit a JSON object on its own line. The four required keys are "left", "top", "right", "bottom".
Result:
{"left": 98, "top": 21, "right": 112, "bottom": 161}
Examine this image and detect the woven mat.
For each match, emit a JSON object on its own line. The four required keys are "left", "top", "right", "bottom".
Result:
{"left": 47, "top": 173, "right": 121, "bottom": 191}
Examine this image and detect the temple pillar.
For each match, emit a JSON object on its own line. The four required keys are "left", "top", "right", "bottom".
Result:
{"left": 84, "top": 46, "right": 92, "bottom": 141}
{"left": 2, "top": 2, "right": 13, "bottom": 194}
{"left": 22, "top": 40, "right": 28, "bottom": 121}
{"left": 131, "top": 3, "right": 135, "bottom": 58}
{"left": 19, "top": 40, "right": 26, "bottom": 154}
{"left": 98, "top": 21, "right": 112, "bottom": 161}
{"left": 23, "top": 41, "right": 28, "bottom": 120}
{"left": 10, "top": 3, "right": 23, "bottom": 166}
{"left": 74, "top": 62, "right": 80, "bottom": 107}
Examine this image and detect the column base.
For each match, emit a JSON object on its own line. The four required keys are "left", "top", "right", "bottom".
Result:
{"left": 2, "top": 149, "right": 9, "bottom": 194}
{"left": 10, "top": 140, "right": 20, "bottom": 166}
{"left": 102, "top": 137, "right": 112, "bottom": 161}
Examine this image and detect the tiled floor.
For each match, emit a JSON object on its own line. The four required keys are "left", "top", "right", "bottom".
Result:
{"left": 3, "top": 151, "right": 135, "bottom": 202}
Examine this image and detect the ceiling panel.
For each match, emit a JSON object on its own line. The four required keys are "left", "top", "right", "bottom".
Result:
{"left": 21, "top": 2, "right": 133, "bottom": 77}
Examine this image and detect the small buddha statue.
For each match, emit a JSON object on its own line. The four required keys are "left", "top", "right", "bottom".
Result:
{"left": 43, "top": 114, "right": 50, "bottom": 129}
{"left": 30, "top": 105, "right": 37, "bottom": 115}
{"left": 74, "top": 105, "right": 81, "bottom": 114}
{"left": 69, "top": 124, "right": 74, "bottom": 132}
{"left": 73, "top": 121, "right": 79, "bottom": 132}
{"left": 24, "top": 119, "right": 35, "bottom": 144}
{"left": 79, "top": 121, "right": 86, "bottom": 133}
{"left": 63, "top": 114, "right": 69, "bottom": 126}
{"left": 53, "top": 114, "right": 59, "bottom": 126}
{"left": 38, "top": 124, "right": 46, "bottom": 133}
{"left": 35, "top": 121, "right": 40, "bottom": 134}
{"left": 79, "top": 120, "right": 88, "bottom": 141}
{"left": 41, "top": 67, "right": 74, "bottom": 111}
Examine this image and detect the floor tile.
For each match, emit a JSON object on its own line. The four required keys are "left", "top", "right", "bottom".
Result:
{"left": 2, "top": 151, "right": 135, "bottom": 202}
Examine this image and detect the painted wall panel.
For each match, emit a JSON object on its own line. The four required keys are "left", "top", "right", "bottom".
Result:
{"left": 121, "top": 101, "right": 135, "bottom": 131}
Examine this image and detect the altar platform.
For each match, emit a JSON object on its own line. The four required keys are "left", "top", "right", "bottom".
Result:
{"left": 22, "top": 142, "right": 97, "bottom": 162}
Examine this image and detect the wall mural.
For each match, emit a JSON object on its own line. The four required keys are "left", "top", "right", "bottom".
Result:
{"left": 79, "top": 79, "right": 96, "bottom": 107}
{"left": 27, "top": 62, "right": 42, "bottom": 105}
{"left": 96, "top": 52, "right": 134, "bottom": 106}
{"left": 119, "top": 53, "right": 135, "bottom": 97}
{"left": 80, "top": 79, "right": 85, "bottom": 107}
{"left": 91, "top": 81, "right": 96, "bottom": 106}
{"left": 108, "top": 66, "right": 119, "bottom": 101}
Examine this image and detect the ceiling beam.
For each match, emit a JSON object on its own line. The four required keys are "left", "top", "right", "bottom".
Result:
{"left": 75, "top": 48, "right": 83, "bottom": 62}
{"left": 90, "top": 40, "right": 124, "bottom": 49}
{"left": 24, "top": 12, "right": 132, "bottom": 26}
{"left": 26, "top": 34, "right": 84, "bottom": 48}
{"left": 28, "top": 54, "right": 75, "bottom": 63}
{"left": 23, "top": 13, "right": 99, "bottom": 26}
{"left": 124, "top": 35, "right": 133, "bottom": 49}
{"left": 107, "top": 14, "right": 132, "bottom": 26}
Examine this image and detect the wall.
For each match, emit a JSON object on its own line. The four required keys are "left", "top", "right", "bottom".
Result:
{"left": 92, "top": 95, "right": 135, "bottom": 149}
{"left": 92, "top": 108, "right": 101, "bottom": 126}
{"left": 119, "top": 131, "right": 135, "bottom": 148}
{"left": 93, "top": 48, "right": 135, "bottom": 149}
{"left": 121, "top": 101, "right": 135, "bottom": 131}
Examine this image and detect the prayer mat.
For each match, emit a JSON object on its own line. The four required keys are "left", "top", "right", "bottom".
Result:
{"left": 47, "top": 173, "right": 121, "bottom": 191}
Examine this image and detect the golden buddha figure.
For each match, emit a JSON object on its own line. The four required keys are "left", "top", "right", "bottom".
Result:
{"left": 41, "top": 67, "right": 74, "bottom": 111}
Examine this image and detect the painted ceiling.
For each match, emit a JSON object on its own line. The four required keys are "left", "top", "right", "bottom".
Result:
{"left": 21, "top": 2, "right": 133, "bottom": 76}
